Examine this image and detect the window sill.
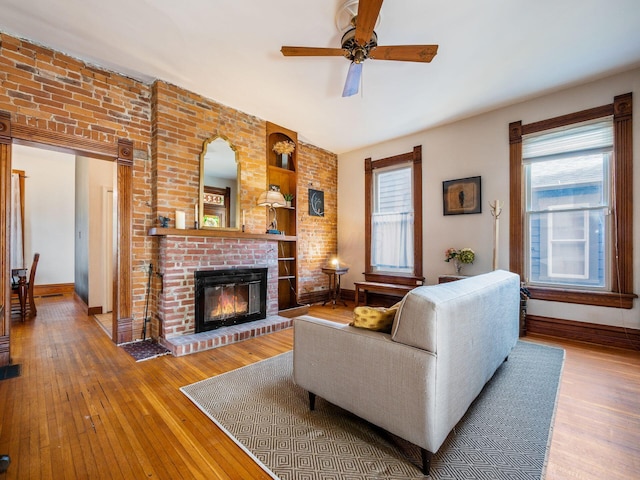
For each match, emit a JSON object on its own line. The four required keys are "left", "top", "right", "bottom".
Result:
{"left": 527, "top": 286, "right": 637, "bottom": 309}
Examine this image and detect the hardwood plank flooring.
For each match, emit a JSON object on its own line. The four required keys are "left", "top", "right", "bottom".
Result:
{"left": 0, "top": 295, "right": 638, "bottom": 479}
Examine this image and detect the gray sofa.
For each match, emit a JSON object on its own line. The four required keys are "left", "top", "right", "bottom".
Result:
{"left": 293, "top": 269, "right": 520, "bottom": 474}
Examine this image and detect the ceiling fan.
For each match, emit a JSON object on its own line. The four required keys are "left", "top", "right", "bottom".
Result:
{"left": 281, "top": 0, "right": 438, "bottom": 97}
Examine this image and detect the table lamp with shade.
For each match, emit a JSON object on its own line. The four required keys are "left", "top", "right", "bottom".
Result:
{"left": 257, "top": 190, "right": 286, "bottom": 234}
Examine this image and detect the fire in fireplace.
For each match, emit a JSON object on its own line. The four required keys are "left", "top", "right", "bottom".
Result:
{"left": 194, "top": 268, "right": 268, "bottom": 333}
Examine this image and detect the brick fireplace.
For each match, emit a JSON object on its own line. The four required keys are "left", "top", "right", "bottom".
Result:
{"left": 155, "top": 233, "right": 292, "bottom": 356}
{"left": 194, "top": 267, "right": 268, "bottom": 333}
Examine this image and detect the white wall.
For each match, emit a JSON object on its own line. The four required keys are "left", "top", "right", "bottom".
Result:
{"left": 338, "top": 67, "right": 640, "bottom": 330}
{"left": 87, "top": 158, "right": 115, "bottom": 311}
{"left": 74, "top": 155, "right": 115, "bottom": 310}
{"left": 12, "top": 145, "right": 76, "bottom": 286}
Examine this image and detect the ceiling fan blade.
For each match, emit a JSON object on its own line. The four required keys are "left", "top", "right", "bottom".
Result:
{"left": 354, "top": 0, "right": 383, "bottom": 45}
{"left": 369, "top": 45, "right": 439, "bottom": 62}
{"left": 342, "top": 62, "right": 363, "bottom": 97}
{"left": 281, "top": 46, "right": 346, "bottom": 57}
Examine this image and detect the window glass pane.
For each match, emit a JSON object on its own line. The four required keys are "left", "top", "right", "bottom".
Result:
{"left": 371, "top": 212, "right": 414, "bottom": 271}
{"left": 528, "top": 153, "right": 607, "bottom": 211}
{"left": 528, "top": 209, "right": 606, "bottom": 287}
{"left": 551, "top": 210, "right": 585, "bottom": 240}
{"left": 372, "top": 165, "right": 413, "bottom": 273}
{"left": 550, "top": 242, "right": 586, "bottom": 277}
{"left": 375, "top": 167, "right": 412, "bottom": 213}
{"left": 525, "top": 117, "right": 612, "bottom": 289}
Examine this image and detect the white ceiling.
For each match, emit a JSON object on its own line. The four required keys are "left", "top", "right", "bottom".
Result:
{"left": 1, "top": 0, "right": 639, "bottom": 154}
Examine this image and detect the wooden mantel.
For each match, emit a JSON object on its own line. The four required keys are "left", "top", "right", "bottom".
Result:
{"left": 148, "top": 227, "right": 296, "bottom": 242}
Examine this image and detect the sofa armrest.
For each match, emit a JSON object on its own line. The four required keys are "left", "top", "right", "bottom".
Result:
{"left": 293, "top": 315, "right": 439, "bottom": 451}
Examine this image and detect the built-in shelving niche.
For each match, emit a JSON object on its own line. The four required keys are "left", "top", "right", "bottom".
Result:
{"left": 266, "top": 121, "right": 306, "bottom": 315}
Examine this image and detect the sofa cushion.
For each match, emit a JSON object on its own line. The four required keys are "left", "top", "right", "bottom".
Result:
{"left": 350, "top": 302, "right": 401, "bottom": 333}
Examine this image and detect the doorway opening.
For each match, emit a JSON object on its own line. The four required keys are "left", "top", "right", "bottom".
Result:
{"left": 10, "top": 144, "right": 116, "bottom": 336}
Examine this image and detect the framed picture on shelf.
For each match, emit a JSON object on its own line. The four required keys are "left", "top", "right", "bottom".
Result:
{"left": 443, "top": 176, "right": 481, "bottom": 215}
{"left": 203, "top": 214, "right": 221, "bottom": 227}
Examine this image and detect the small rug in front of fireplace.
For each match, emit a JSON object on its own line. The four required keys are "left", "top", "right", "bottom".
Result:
{"left": 120, "top": 339, "right": 171, "bottom": 362}
{"left": 0, "top": 364, "right": 21, "bottom": 380}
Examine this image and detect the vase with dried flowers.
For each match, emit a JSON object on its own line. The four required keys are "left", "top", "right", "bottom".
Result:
{"left": 272, "top": 140, "right": 296, "bottom": 169}
{"left": 445, "top": 247, "right": 475, "bottom": 275}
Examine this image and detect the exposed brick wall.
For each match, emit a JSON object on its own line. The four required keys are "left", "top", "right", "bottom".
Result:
{"left": 151, "top": 80, "right": 267, "bottom": 232}
{"left": 0, "top": 33, "right": 151, "bottom": 146}
{"left": 296, "top": 142, "right": 338, "bottom": 303}
{"left": 0, "top": 32, "right": 338, "bottom": 339}
{"left": 158, "top": 236, "right": 279, "bottom": 337}
{"left": 0, "top": 32, "right": 155, "bottom": 336}
{"left": 151, "top": 81, "right": 339, "bottom": 311}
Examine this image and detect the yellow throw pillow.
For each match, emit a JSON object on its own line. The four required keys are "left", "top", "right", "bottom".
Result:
{"left": 350, "top": 302, "right": 401, "bottom": 333}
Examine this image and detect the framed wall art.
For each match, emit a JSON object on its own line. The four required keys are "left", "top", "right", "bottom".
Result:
{"left": 443, "top": 176, "right": 481, "bottom": 215}
{"left": 308, "top": 189, "right": 324, "bottom": 217}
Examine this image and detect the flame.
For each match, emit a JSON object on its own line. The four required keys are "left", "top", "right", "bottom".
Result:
{"left": 209, "top": 289, "right": 248, "bottom": 319}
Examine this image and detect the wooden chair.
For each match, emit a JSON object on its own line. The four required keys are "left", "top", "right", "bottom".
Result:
{"left": 11, "top": 253, "right": 40, "bottom": 318}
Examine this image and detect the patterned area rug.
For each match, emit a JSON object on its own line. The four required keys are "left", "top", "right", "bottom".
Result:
{"left": 181, "top": 341, "right": 564, "bottom": 479}
{"left": 120, "top": 339, "right": 171, "bottom": 362}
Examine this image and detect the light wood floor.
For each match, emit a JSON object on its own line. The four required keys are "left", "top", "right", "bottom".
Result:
{"left": 0, "top": 295, "right": 638, "bottom": 479}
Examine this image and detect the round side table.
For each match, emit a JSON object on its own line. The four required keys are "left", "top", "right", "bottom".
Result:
{"left": 321, "top": 267, "right": 349, "bottom": 308}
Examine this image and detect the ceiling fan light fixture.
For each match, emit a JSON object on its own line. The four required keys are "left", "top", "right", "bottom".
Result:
{"left": 341, "top": 27, "right": 378, "bottom": 62}
{"left": 353, "top": 48, "right": 366, "bottom": 64}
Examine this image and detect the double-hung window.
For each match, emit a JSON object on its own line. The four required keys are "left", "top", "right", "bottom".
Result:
{"left": 371, "top": 165, "right": 414, "bottom": 273}
{"left": 509, "top": 93, "right": 635, "bottom": 309}
{"left": 364, "top": 146, "right": 423, "bottom": 283}
{"left": 523, "top": 119, "right": 612, "bottom": 289}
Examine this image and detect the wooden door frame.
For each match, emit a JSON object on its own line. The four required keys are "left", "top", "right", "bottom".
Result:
{"left": 0, "top": 111, "right": 133, "bottom": 364}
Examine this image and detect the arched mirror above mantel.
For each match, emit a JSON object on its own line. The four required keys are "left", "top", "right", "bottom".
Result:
{"left": 199, "top": 136, "right": 240, "bottom": 229}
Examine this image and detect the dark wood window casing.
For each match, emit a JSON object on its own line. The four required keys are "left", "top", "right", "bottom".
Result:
{"left": 364, "top": 145, "right": 423, "bottom": 286}
{"left": 509, "top": 93, "right": 636, "bottom": 308}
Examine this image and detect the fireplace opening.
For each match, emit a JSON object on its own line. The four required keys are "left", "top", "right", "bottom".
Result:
{"left": 195, "top": 268, "right": 267, "bottom": 333}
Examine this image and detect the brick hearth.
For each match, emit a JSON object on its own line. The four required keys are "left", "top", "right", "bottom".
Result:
{"left": 159, "top": 315, "right": 292, "bottom": 356}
